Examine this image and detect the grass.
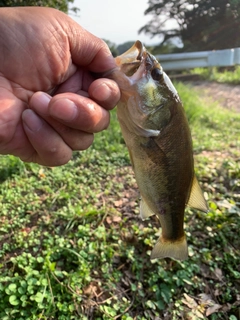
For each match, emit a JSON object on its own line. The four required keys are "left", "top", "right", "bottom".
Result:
{"left": 0, "top": 82, "right": 240, "bottom": 319}
{"left": 190, "top": 66, "right": 240, "bottom": 85}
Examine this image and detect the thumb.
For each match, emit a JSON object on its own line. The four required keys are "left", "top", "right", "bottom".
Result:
{"left": 63, "top": 18, "right": 116, "bottom": 73}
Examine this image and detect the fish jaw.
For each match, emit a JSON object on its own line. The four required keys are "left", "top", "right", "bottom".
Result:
{"left": 105, "top": 41, "right": 148, "bottom": 95}
{"left": 115, "top": 40, "right": 143, "bottom": 71}
{"left": 112, "top": 42, "right": 180, "bottom": 136}
{"left": 108, "top": 41, "right": 167, "bottom": 138}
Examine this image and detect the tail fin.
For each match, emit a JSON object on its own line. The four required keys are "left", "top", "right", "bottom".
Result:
{"left": 151, "top": 235, "right": 188, "bottom": 261}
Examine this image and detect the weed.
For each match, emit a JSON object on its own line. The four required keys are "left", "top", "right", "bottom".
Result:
{"left": 0, "top": 82, "right": 239, "bottom": 319}
{"left": 190, "top": 66, "right": 240, "bottom": 85}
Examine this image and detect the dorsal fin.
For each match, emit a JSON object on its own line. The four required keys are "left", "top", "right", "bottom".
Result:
{"left": 187, "top": 175, "right": 208, "bottom": 212}
{"left": 140, "top": 198, "right": 155, "bottom": 220}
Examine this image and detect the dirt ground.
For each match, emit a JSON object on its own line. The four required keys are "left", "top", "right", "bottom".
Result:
{"left": 187, "top": 81, "right": 240, "bottom": 113}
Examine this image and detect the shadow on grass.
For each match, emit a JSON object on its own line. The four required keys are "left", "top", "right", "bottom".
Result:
{"left": 0, "top": 155, "right": 23, "bottom": 183}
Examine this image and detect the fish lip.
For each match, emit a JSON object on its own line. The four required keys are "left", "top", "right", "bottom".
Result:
{"left": 135, "top": 40, "right": 144, "bottom": 61}
{"left": 115, "top": 41, "right": 145, "bottom": 77}
{"left": 116, "top": 40, "right": 144, "bottom": 65}
{"left": 101, "top": 41, "right": 144, "bottom": 80}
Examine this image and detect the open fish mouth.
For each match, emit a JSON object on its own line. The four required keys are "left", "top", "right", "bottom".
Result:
{"left": 103, "top": 40, "right": 158, "bottom": 87}
{"left": 115, "top": 40, "right": 145, "bottom": 77}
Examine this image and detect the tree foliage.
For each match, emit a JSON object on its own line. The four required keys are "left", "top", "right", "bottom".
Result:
{"left": 0, "top": 0, "right": 78, "bottom": 14}
{"left": 139, "top": 0, "right": 240, "bottom": 51}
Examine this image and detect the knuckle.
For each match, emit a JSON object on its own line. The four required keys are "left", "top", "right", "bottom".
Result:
{"left": 43, "top": 147, "right": 72, "bottom": 166}
{"left": 74, "top": 134, "right": 94, "bottom": 150}
{"left": 63, "top": 132, "right": 94, "bottom": 151}
{"left": 21, "top": 145, "right": 72, "bottom": 166}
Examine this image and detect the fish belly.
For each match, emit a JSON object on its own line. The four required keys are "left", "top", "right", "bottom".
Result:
{"left": 118, "top": 104, "right": 194, "bottom": 260}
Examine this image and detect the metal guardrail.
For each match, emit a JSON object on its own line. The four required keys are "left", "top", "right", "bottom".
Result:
{"left": 156, "top": 47, "right": 240, "bottom": 71}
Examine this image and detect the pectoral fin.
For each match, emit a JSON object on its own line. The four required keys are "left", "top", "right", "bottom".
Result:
{"left": 132, "top": 119, "right": 160, "bottom": 137}
{"left": 140, "top": 198, "right": 155, "bottom": 220}
{"left": 187, "top": 175, "right": 208, "bottom": 212}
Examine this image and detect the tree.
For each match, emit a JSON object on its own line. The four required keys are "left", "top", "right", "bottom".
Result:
{"left": 0, "top": 0, "right": 79, "bottom": 14}
{"left": 146, "top": 40, "right": 180, "bottom": 55}
{"left": 139, "top": 0, "right": 240, "bottom": 51}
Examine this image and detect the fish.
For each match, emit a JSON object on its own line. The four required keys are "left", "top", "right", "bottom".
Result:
{"left": 106, "top": 41, "right": 208, "bottom": 261}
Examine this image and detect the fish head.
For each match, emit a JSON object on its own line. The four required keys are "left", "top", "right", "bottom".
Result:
{"left": 107, "top": 41, "right": 180, "bottom": 135}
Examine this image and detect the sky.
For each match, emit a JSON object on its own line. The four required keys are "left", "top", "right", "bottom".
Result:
{"left": 69, "top": 0, "right": 160, "bottom": 46}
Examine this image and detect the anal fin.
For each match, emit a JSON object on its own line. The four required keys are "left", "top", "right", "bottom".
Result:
{"left": 140, "top": 198, "right": 155, "bottom": 220}
{"left": 187, "top": 175, "right": 209, "bottom": 212}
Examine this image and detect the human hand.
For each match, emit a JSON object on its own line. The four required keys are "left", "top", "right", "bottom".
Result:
{"left": 0, "top": 7, "right": 120, "bottom": 166}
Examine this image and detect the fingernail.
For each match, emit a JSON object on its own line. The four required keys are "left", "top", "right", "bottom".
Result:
{"left": 22, "top": 109, "right": 42, "bottom": 132}
{"left": 50, "top": 99, "right": 77, "bottom": 121}
{"left": 31, "top": 92, "right": 51, "bottom": 114}
{"left": 92, "top": 83, "right": 111, "bottom": 101}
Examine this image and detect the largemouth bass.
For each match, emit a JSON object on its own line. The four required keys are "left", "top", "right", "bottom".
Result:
{"left": 107, "top": 41, "right": 208, "bottom": 261}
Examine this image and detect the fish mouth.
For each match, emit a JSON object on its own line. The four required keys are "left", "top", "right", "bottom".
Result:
{"left": 103, "top": 40, "right": 156, "bottom": 89}
{"left": 115, "top": 40, "right": 145, "bottom": 77}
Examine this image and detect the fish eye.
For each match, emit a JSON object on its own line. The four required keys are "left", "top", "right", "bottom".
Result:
{"left": 151, "top": 68, "right": 163, "bottom": 81}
